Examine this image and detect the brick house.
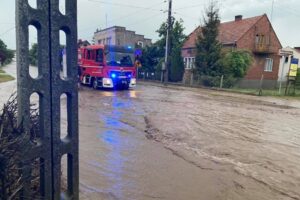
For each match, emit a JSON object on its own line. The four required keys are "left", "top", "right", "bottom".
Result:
{"left": 182, "top": 14, "right": 282, "bottom": 88}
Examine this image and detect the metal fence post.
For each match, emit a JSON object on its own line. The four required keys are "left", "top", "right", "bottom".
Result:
{"left": 220, "top": 75, "right": 224, "bottom": 89}
{"left": 16, "top": 0, "right": 79, "bottom": 199}
{"left": 258, "top": 74, "right": 264, "bottom": 96}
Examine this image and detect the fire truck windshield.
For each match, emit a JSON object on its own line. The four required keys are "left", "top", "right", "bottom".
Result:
{"left": 106, "top": 52, "right": 133, "bottom": 67}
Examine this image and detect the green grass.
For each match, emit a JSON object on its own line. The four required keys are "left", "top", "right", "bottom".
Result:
{"left": 0, "top": 69, "right": 5, "bottom": 73}
{"left": 0, "top": 74, "right": 15, "bottom": 83}
{"left": 226, "top": 87, "right": 300, "bottom": 98}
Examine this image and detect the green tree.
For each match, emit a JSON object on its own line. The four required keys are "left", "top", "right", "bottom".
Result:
{"left": 195, "top": 1, "right": 222, "bottom": 77}
{"left": 153, "top": 18, "right": 186, "bottom": 82}
{"left": 140, "top": 45, "right": 162, "bottom": 73}
{"left": 29, "top": 43, "right": 38, "bottom": 66}
{"left": 0, "top": 39, "right": 14, "bottom": 65}
{"left": 29, "top": 44, "right": 65, "bottom": 67}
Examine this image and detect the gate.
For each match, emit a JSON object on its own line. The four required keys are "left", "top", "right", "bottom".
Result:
{"left": 15, "top": 0, "right": 79, "bottom": 199}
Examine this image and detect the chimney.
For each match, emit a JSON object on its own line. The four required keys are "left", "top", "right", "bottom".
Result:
{"left": 235, "top": 15, "right": 243, "bottom": 21}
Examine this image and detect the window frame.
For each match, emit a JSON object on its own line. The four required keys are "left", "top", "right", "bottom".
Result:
{"left": 184, "top": 57, "right": 195, "bottom": 69}
{"left": 264, "top": 58, "right": 273, "bottom": 72}
{"left": 137, "top": 41, "right": 144, "bottom": 48}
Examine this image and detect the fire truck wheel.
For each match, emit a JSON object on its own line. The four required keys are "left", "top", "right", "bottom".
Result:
{"left": 92, "top": 78, "right": 98, "bottom": 90}
{"left": 89, "top": 77, "right": 94, "bottom": 87}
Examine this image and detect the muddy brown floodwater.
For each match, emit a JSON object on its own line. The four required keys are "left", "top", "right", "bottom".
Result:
{"left": 76, "top": 83, "right": 300, "bottom": 200}
{"left": 1, "top": 62, "right": 300, "bottom": 200}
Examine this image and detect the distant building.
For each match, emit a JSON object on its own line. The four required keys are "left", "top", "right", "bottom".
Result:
{"left": 78, "top": 39, "right": 90, "bottom": 48}
{"left": 182, "top": 14, "right": 282, "bottom": 89}
{"left": 93, "top": 26, "right": 152, "bottom": 48}
{"left": 278, "top": 47, "right": 300, "bottom": 82}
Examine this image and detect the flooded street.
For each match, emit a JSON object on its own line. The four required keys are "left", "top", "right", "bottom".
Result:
{"left": 1, "top": 62, "right": 300, "bottom": 200}
{"left": 77, "top": 83, "right": 300, "bottom": 200}
{"left": 78, "top": 88, "right": 222, "bottom": 200}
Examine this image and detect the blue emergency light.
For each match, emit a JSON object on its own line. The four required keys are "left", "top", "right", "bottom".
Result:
{"left": 111, "top": 73, "right": 117, "bottom": 79}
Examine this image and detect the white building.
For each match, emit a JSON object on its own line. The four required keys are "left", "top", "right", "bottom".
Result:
{"left": 93, "top": 26, "right": 152, "bottom": 48}
{"left": 278, "top": 47, "right": 300, "bottom": 82}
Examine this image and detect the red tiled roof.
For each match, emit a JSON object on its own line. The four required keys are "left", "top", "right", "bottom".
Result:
{"left": 183, "top": 15, "right": 265, "bottom": 49}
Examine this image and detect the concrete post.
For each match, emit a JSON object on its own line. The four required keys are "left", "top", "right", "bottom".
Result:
{"left": 16, "top": 0, "right": 78, "bottom": 199}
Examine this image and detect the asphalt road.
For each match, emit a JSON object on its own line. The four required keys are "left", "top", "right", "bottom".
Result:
{"left": 1, "top": 62, "right": 300, "bottom": 200}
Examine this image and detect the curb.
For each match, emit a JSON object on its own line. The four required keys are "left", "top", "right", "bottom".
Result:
{"left": 137, "top": 80, "right": 259, "bottom": 97}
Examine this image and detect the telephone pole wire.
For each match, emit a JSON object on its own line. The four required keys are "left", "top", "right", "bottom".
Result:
{"left": 163, "top": 0, "right": 172, "bottom": 83}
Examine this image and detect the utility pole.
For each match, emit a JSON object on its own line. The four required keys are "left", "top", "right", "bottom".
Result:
{"left": 163, "top": 0, "right": 172, "bottom": 83}
{"left": 271, "top": 0, "right": 275, "bottom": 23}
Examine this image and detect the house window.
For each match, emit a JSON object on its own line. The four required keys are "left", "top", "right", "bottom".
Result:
{"left": 106, "top": 37, "right": 111, "bottom": 45}
{"left": 255, "top": 34, "right": 259, "bottom": 44}
{"left": 256, "top": 34, "right": 265, "bottom": 45}
{"left": 98, "top": 39, "right": 102, "bottom": 44}
{"left": 137, "top": 41, "right": 144, "bottom": 48}
{"left": 264, "top": 58, "right": 273, "bottom": 72}
{"left": 184, "top": 57, "right": 195, "bottom": 69}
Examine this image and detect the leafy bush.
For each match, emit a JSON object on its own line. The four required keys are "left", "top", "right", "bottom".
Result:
{"left": 199, "top": 75, "right": 221, "bottom": 87}
{"left": 221, "top": 50, "right": 253, "bottom": 78}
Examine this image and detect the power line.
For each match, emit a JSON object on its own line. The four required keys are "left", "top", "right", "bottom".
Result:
{"left": 0, "top": 22, "right": 15, "bottom": 25}
{"left": 0, "top": 26, "right": 15, "bottom": 37}
{"left": 273, "top": 3, "right": 300, "bottom": 18}
{"left": 79, "top": 1, "right": 165, "bottom": 32}
{"left": 174, "top": 12, "right": 200, "bottom": 21}
{"left": 174, "top": 3, "right": 205, "bottom": 11}
{"left": 125, "top": 12, "right": 164, "bottom": 27}
{"left": 88, "top": 0, "right": 163, "bottom": 11}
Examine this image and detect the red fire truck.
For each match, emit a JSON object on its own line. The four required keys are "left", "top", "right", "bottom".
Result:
{"left": 78, "top": 45, "right": 138, "bottom": 89}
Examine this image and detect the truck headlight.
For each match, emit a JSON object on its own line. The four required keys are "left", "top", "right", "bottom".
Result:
{"left": 131, "top": 78, "right": 136, "bottom": 85}
{"left": 103, "top": 78, "right": 113, "bottom": 85}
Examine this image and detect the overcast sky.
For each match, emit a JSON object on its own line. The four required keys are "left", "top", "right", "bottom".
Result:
{"left": 0, "top": 0, "right": 299, "bottom": 49}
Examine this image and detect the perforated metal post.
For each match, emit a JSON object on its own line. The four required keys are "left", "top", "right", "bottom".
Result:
{"left": 16, "top": 0, "right": 78, "bottom": 199}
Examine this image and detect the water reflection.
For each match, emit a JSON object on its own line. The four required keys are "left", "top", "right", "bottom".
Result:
{"left": 128, "top": 90, "right": 138, "bottom": 98}
{"left": 96, "top": 90, "right": 136, "bottom": 198}
{"left": 99, "top": 89, "right": 139, "bottom": 99}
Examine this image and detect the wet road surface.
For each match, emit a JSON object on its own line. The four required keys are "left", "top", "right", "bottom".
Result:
{"left": 77, "top": 88, "right": 226, "bottom": 200}
{"left": 77, "top": 83, "right": 300, "bottom": 200}
{"left": 1, "top": 62, "right": 300, "bottom": 200}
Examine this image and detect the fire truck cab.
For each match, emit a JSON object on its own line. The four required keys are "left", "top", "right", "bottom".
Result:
{"left": 78, "top": 45, "right": 137, "bottom": 89}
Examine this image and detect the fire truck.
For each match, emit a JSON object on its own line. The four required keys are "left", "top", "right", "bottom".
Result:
{"left": 78, "top": 45, "right": 138, "bottom": 89}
